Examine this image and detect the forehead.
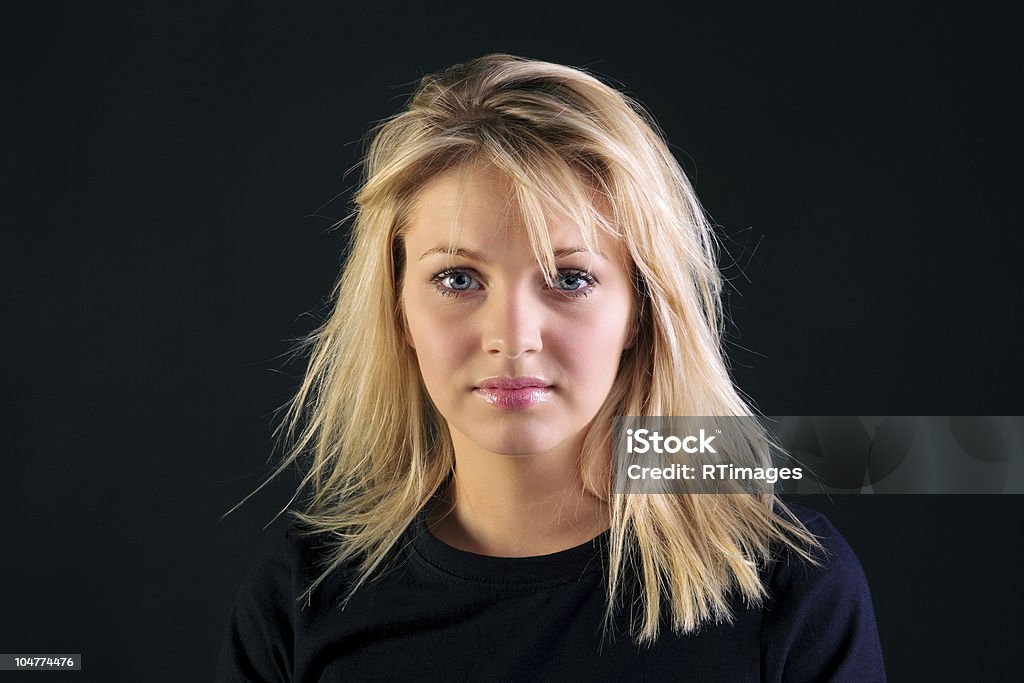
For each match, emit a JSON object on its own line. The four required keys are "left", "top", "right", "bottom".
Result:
{"left": 408, "top": 165, "right": 519, "bottom": 235}
{"left": 405, "top": 163, "right": 615, "bottom": 254}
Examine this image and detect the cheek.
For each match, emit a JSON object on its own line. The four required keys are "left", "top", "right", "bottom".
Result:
{"left": 402, "top": 285, "right": 442, "bottom": 351}
{"left": 585, "top": 294, "right": 633, "bottom": 350}
{"left": 552, "top": 308, "right": 631, "bottom": 382}
{"left": 403, "top": 296, "right": 467, "bottom": 379}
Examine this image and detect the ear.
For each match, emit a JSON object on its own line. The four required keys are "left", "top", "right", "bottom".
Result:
{"left": 623, "top": 267, "right": 647, "bottom": 351}
{"left": 399, "top": 309, "right": 416, "bottom": 350}
{"left": 623, "top": 297, "right": 643, "bottom": 350}
{"left": 395, "top": 268, "right": 416, "bottom": 350}
{"left": 393, "top": 234, "right": 415, "bottom": 350}
{"left": 623, "top": 321, "right": 637, "bottom": 350}
{"left": 624, "top": 333, "right": 635, "bottom": 351}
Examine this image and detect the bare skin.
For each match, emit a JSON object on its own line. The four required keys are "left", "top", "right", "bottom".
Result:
{"left": 402, "top": 164, "right": 632, "bottom": 557}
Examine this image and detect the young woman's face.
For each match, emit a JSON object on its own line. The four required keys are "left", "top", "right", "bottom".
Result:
{"left": 401, "top": 165, "right": 635, "bottom": 457}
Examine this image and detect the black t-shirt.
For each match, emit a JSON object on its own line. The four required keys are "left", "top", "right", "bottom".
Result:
{"left": 216, "top": 503, "right": 885, "bottom": 681}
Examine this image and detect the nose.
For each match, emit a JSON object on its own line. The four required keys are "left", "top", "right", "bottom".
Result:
{"left": 482, "top": 283, "right": 544, "bottom": 359}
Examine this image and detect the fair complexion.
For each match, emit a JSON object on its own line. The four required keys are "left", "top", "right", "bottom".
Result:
{"left": 401, "top": 164, "right": 635, "bottom": 557}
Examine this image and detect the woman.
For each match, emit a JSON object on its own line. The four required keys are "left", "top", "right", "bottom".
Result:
{"left": 217, "top": 54, "right": 884, "bottom": 681}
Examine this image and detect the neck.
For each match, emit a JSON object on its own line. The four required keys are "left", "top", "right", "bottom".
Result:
{"left": 425, "top": 430, "right": 610, "bottom": 557}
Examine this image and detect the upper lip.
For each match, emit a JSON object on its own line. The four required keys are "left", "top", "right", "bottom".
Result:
{"left": 476, "top": 376, "right": 552, "bottom": 390}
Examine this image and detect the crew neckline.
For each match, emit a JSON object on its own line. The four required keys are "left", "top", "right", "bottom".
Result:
{"left": 406, "top": 509, "right": 610, "bottom": 588}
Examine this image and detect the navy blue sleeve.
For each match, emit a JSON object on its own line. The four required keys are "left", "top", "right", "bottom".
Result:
{"left": 761, "top": 505, "right": 886, "bottom": 682}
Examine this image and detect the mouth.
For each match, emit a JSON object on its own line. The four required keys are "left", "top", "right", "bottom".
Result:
{"left": 474, "top": 376, "right": 553, "bottom": 410}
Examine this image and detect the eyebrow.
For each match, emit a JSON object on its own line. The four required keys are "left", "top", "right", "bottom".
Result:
{"left": 417, "top": 246, "right": 602, "bottom": 261}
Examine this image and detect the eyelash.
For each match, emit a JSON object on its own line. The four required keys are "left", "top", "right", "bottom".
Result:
{"left": 430, "top": 269, "right": 597, "bottom": 299}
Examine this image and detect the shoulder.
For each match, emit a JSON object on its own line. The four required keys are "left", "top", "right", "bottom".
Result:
{"left": 768, "top": 501, "right": 866, "bottom": 593}
{"left": 215, "top": 524, "right": 330, "bottom": 683}
{"left": 232, "top": 524, "right": 326, "bottom": 615}
{"left": 761, "top": 501, "right": 886, "bottom": 682}
{"left": 250, "top": 523, "right": 328, "bottom": 590}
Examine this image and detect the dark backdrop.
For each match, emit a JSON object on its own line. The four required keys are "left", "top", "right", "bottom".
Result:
{"left": 3, "top": 2, "right": 1021, "bottom": 680}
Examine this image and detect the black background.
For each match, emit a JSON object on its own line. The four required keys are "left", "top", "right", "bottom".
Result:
{"left": 3, "top": 1, "right": 1021, "bottom": 680}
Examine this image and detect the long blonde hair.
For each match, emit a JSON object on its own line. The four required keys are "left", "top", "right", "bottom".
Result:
{"left": 246, "top": 53, "right": 819, "bottom": 645}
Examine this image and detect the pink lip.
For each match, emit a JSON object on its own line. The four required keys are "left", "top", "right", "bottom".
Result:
{"left": 475, "top": 376, "right": 553, "bottom": 410}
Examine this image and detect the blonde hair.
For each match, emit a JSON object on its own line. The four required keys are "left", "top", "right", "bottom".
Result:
{"left": 246, "top": 53, "right": 820, "bottom": 645}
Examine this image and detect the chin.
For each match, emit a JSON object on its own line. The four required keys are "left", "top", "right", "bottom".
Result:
{"left": 450, "top": 415, "right": 582, "bottom": 457}
{"left": 480, "top": 438, "right": 558, "bottom": 457}
{"left": 464, "top": 424, "right": 562, "bottom": 457}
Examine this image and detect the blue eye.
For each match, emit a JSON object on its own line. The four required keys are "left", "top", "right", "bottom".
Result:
{"left": 554, "top": 270, "right": 596, "bottom": 297}
{"left": 432, "top": 269, "right": 481, "bottom": 297}
{"left": 446, "top": 272, "right": 473, "bottom": 290}
{"left": 430, "top": 268, "right": 597, "bottom": 299}
{"left": 557, "top": 272, "right": 586, "bottom": 290}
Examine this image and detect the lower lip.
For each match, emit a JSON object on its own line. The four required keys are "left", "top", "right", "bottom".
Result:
{"left": 475, "top": 387, "right": 552, "bottom": 410}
